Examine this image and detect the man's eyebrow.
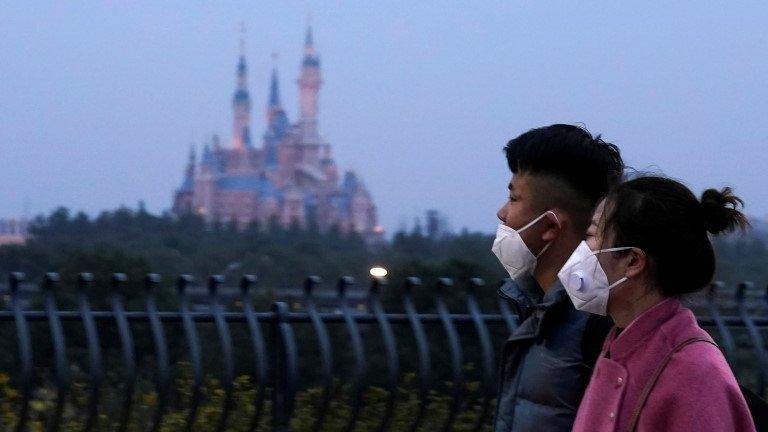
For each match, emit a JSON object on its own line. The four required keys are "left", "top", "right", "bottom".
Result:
{"left": 508, "top": 183, "right": 514, "bottom": 191}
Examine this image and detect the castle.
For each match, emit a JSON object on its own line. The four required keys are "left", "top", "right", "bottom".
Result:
{"left": 172, "top": 27, "right": 382, "bottom": 242}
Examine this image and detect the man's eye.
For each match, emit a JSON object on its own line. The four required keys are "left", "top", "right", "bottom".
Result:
{"left": 509, "top": 196, "right": 517, "bottom": 202}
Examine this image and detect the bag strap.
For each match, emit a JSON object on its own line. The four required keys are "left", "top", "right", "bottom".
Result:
{"left": 626, "top": 336, "right": 718, "bottom": 432}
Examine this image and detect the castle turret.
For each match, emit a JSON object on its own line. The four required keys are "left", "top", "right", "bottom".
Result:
{"left": 232, "top": 26, "right": 252, "bottom": 151}
{"left": 265, "top": 62, "right": 289, "bottom": 167}
{"left": 268, "top": 66, "right": 281, "bottom": 119}
{"left": 297, "top": 26, "right": 322, "bottom": 143}
{"left": 183, "top": 145, "right": 196, "bottom": 184}
{"left": 172, "top": 145, "right": 197, "bottom": 215}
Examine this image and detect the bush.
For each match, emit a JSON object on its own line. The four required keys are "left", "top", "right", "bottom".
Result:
{"left": 0, "top": 366, "right": 495, "bottom": 431}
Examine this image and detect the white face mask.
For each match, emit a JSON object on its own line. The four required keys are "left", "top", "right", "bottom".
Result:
{"left": 557, "top": 240, "right": 634, "bottom": 315}
{"left": 492, "top": 211, "right": 559, "bottom": 280}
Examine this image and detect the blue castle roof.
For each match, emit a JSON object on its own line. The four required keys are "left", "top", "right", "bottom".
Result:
{"left": 179, "top": 176, "right": 194, "bottom": 192}
{"left": 216, "top": 175, "right": 281, "bottom": 198}
{"left": 302, "top": 56, "right": 320, "bottom": 67}
{"left": 233, "top": 89, "right": 250, "bottom": 103}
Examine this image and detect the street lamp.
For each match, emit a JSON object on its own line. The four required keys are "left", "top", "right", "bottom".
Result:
{"left": 369, "top": 267, "right": 387, "bottom": 278}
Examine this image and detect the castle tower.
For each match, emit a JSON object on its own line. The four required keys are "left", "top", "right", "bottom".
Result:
{"left": 297, "top": 26, "right": 322, "bottom": 143}
{"left": 265, "top": 62, "right": 289, "bottom": 167}
{"left": 268, "top": 60, "right": 282, "bottom": 122}
{"left": 232, "top": 25, "right": 252, "bottom": 151}
{"left": 193, "top": 143, "right": 216, "bottom": 219}
{"left": 183, "top": 145, "right": 196, "bottom": 188}
{"left": 172, "top": 145, "right": 197, "bottom": 215}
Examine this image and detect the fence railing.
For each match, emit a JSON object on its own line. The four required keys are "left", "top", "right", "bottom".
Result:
{"left": 0, "top": 271, "right": 767, "bottom": 432}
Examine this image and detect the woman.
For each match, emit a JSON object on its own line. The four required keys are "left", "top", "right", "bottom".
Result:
{"left": 559, "top": 176, "right": 755, "bottom": 432}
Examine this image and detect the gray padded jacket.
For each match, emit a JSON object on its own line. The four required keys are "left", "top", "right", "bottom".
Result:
{"left": 493, "top": 275, "right": 611, "bottom": 432}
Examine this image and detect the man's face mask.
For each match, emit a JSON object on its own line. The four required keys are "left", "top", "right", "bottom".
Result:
{"left": 492, "top": 210, "right": 559, "bottom": 280}
{"left": 557, "top": 240, "right": 635, "bottom": 315}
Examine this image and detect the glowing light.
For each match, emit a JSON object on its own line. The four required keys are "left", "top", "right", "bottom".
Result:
{"left": 369, "top": 267, "right": 388, "bottom": 278}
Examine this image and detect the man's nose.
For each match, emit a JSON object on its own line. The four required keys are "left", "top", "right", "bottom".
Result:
{"left": 497, "top": 205, "right": 507, "bottom": 224}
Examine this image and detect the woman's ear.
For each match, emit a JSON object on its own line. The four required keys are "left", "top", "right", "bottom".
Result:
{"left": 624, "top": 248, "right": 646, "bottom": 278}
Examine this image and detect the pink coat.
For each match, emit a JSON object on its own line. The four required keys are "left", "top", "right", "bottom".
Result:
{"left": 572, "top": 298, "right": 755, "bottom": 432}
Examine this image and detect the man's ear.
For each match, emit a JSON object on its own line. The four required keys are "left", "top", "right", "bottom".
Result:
{"left": 625, "top": 248, "right": 646, "bottom": 278}
{"left": 540, "top": 210, "right": 563, "bottom": 242}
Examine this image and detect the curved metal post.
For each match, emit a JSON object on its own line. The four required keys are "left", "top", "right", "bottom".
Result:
{"left": 177, "top": 275, "right": 202, "bottom": 431}
{"left": 303, "top": 276, "right": 333, "bottom": 432}
{"left": 77, "top": 272, "right": 103, "bottom": 432}
{"left": 737, "top": 282, "right": 768, "bottom": 395}
{"left": 240, "top": 275, "right": 268, "bottom": 432}
{"left": 209, "top": 275, "right": 235, "bottom": 432}
{"left": 10, "top": 272, "right": 32, "bottom": 432}
{"left": 338, "top": 276, "right": 367, "bottom": 432}
{"left": 144, "top": 273, "right": 170, "bottom": 432}
{"left": 402, "top": 277, "right": 432, "bottom": 432}
{"left": 43, "top": 273, "right": 69, "bottom": 432}
{"left": 368, "top": 277, "right": 399, "bottom": 432}
{"left": 705, "top": 282, "right": 739, "bottom": 374}
{"left": 434, "top": 277, "right": 465, "bottom": 432}
{"left": 466, "top": 278, "right": 495, "bottom": 432}
{"left": 272, "top": 301, "right": 298, "bottom": 432}
{"left": 110, "top": 273, "right": 136, "bottom": 432}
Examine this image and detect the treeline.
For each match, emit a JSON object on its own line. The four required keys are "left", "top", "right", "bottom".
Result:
{"left": 0, "top": 206, "right": 765, "bottom": 300}
{"left": 0, "top": 207, "right": 504, "bottom": 303}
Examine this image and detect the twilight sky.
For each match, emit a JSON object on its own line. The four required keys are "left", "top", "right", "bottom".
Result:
{"left": 1, "top": 1, "right": 766, "bottom": 233}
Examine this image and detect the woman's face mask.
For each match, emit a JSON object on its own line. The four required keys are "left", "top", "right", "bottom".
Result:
{"left": 491, "top": 210, "right": 559, "bottom": 280}
{"left": 557, "top": 241, "right": 634, "bottom": 315}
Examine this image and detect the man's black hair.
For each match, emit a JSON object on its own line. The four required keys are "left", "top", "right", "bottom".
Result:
{"left": 504, "top": 124, "right": 624, "bottom": 208}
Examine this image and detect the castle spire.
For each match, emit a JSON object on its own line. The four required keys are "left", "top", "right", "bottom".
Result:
{"left": 188, "top": 144, "right": 196, "bottom": 165}
{"left": 239, "top": 21, "right": 246, "bottom": 57}
{"left": 177, "top": 144, "right": 196, "bottom": 193}
{"left": 305, "top": 25, "right": 314, "bottom": 50}
{"left": 237, "top": 21, "right": 247, "bottom": 86}
{"left": 232, "top": 22, "right": 252, "bottom": 151}
{"left": 269, "top": 52, "right": 281, "bottom": 108}
{"left": 297, "top": 24, "right": 322, "bottom": 143}
{"left": 302, "top": 25, "right": 319, "bottom": 67}
{"left": 265, "top": 52, "right": 288, "bottom": 168}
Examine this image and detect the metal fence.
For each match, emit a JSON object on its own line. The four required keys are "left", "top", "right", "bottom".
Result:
{"left": 0, "top": 271, "right": 767, "bottom": 432}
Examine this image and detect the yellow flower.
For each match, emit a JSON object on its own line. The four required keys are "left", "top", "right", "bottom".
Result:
{"left": 30, "top": 400, "right": 47, "bottom": 412}
{"left": 142, "top": 392, "right": 158, "bottom": 406}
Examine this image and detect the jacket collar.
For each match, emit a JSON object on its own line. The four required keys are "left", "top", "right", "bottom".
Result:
{"left": 499, "top": 274, "right": 567, "bottom": 306}
{"left": 500, "top": 275, "right": 570, "bottom": 340}
{"left": 606, "top": 297, "right": 682, "bottom": 361}
{"left": 498, "top": 275, "right": 542, "bottom": 314}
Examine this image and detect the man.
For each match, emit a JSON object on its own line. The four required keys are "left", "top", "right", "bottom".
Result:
{"left": 492, "top": 124, "right": 623, "bottom": 432}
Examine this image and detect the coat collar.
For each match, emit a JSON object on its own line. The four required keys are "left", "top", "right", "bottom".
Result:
{"left": 498, "top": 275, "right": 542, "bottom": 314}
{"left": 606, "top": 297, "right": 682, "bottom": 362}
{"left": 500, "top": 275, "right": 570, "bottom": 341}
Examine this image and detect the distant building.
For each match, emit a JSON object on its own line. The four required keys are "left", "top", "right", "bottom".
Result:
{"left": 0, "top": 218, "right": 28, "bottom": 245}
{"left": 173, "top": 26, "right": 383, "bottom": 243}
{"left": 425, "top": 209, "right": 450, "bottom": 239}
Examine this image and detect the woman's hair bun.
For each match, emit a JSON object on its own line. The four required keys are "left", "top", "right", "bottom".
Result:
{"left": 699, "top": 187, "right": 750, "bottom": 235}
